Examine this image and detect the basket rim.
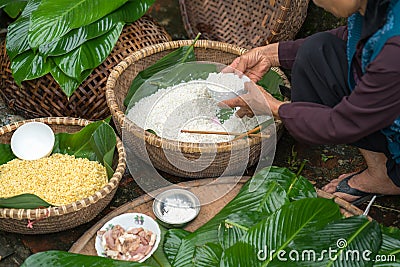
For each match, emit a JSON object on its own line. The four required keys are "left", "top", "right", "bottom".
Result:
{"left": 0, "top": 117, "right": 126, "bottom": 220}
{"left": 105, "top": 39, "right": 289, "bottom": 153}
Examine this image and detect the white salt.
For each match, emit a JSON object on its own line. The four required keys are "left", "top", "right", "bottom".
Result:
{"left": 161, "top": 198, "right": 197, "bottom": 224}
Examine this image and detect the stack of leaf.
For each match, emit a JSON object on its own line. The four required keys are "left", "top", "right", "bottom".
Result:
{"left": 21, "top": 167, "right": 400, "bottom": 266}
{"left": 4, "top": 0, "right": 154, "bottom": 96}
{"left": 0, "top": 0, "right": 171, "bottom": 119}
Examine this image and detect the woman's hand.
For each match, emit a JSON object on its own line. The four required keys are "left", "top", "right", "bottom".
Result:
{"left": 219, "top": 84, "right": 285, "bottom": 119}
{"left": 228, "top": 43, "right": 280, "bottom": 82}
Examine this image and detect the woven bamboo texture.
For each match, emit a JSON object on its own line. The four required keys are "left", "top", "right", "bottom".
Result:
{"left": 0, "top": 16, "right": 171, "bottom": 120}
{"left": 105, "top": 39, "right": 290, "bottom": 178}
{"left": 179, "top": 0, "right": 310, "bottom": 49}
{"left": 0, "top": 117, "right": 126, "bottom": 234}
{"left": 69, "top": 176, "right": 368, "bottom": 255}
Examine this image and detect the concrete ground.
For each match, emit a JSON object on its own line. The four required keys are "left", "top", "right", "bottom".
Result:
{"left": 0, "top": 1, "right": 399, "bottom": 266}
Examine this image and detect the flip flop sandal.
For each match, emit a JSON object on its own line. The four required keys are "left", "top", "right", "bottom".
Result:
{"left": 335, "top": 169, "right": 375, "bottom": 206}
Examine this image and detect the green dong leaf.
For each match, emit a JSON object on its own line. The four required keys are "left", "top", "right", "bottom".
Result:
{"left": 193, "top": 243, "right": 224, "bottom": 267}
{"left": 2, "top": 0, "right": 26, "bottom": 18}
{"left": 257, "top": 70, "right": 285, "bottom": 101}
{"left": 52, "top": 120, "right": 117, "bottom": 178}
{"left": 21, "top": 250, "right": 155, "bottom": 267}
{"left": 289, "top": 216, "right": 381, "bottom": 267}
{"left": 374, "top": 226, "right": 400, "bottom": 266}
{"left": 232, "top": 198, "right": 342, "bottom": 266}
{"left": 52, "top": 22, "right": 123, "bottom": 80}
{"left": 38, "top": 0, "right": 154, "bottom": 57}
{"left": 0, "top": 193, "right": 51, "bottom": 209}
{"left": 10, "top": 49, "right": 53, "bottom": 84}
{"left": 6, "top": 0, "right": 41, "bottom": 60}
{"left": 0, "top": 144, "right": 16, "bottom": 165}
{"left": 28, "top": 0, "right": 127, "bottom": 49}
{"left": 50, "top": 64, "right": 92, "bottom": 98}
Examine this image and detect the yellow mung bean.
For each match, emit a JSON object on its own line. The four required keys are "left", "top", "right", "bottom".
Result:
{"left": 0, "top": 153, "right": 108, "bottom": 206}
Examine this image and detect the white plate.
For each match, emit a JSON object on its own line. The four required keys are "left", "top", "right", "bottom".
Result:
{"left": 95, "top": 213, "right": 161, "bottom": 262}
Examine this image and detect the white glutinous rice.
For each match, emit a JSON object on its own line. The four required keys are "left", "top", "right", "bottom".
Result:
{"left": 206, "top": 72, "right": 250, "bottom": 93}
{"left": 126, "top": 72, "right": 270, "bottom": 143}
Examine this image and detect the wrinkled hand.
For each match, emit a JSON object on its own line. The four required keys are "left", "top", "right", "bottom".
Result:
{"left": 226, "top": 43, "right": 279, "bottom": 82}
{"left": 219, "top": 84, "right": 284, "bottom": 119}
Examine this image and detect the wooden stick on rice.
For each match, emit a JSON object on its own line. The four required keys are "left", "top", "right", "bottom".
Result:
{"left": 180, "top": 129, "right": 270, "bottom": 138}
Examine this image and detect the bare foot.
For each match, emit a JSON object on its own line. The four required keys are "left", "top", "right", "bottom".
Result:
{"left": 322, "top": 149, "right": 400, "bottom": 203}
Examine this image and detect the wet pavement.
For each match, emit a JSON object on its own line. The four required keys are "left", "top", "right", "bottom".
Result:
{"left": 1, "top": 1, "right": 400, "bottom": 266}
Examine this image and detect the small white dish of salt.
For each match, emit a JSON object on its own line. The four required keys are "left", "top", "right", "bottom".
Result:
{"left": 152, "top": 189, "right": 200, "bottom": 228}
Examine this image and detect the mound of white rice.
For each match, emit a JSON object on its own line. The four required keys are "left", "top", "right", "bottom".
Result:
{"left": 126, "top": 73, "right": 270, "bottom": 143}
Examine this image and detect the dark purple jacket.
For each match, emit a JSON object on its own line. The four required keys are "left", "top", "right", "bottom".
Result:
{"left": 277, "top": 26, "right": 400, "bottom": 145}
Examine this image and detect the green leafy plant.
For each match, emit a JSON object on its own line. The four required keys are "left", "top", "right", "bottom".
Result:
{"left": 0, "top": 120, "right": 117, "bottom": 209}
{"left": 19, "top": 167, "right": 400, "bottom": 266}
{"left": 2, "top": 0, "right": 154, "bottom": 97}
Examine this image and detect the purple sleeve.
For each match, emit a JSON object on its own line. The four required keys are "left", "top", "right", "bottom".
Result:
{"left": 278, "top": 37, "right": 400, "bottom": 145}
{"left": 278, "top": 26, "right": 348, "bottom": 69}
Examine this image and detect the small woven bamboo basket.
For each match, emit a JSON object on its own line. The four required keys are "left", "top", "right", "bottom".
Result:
{"left": 0, "top": 117, "right": 126, "bottom": 234}
{"left": 179, "top": 0, "right": 310, "bottom": 49}
{"left": 0, "top": 16, "right": 171, "bottom": 120}
{"left": 106, "top": 40, "right": 290, "bottom": 178}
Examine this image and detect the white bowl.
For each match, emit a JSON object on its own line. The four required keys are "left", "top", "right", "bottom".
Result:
{"left": 95, "top": 213, "right": 161, "bottom": 262}
{"left": 11, "top": 122, "right": 55, "bottom": 160}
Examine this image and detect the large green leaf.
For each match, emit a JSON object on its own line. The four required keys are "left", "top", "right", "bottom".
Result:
{"left": 249, "top": 166, "right": 317, "bottom": 201}
{"left": 163, "top": 167, "right": 311, "bottom": 266}
{"left": 288, "top": 216, "right": 381, "bottom": 267}
{"left": 2, "top": 0, "right": 26, "bottom": 18}
{"left": 52, "top": 120, "right": 116, "bottom": 178}
{"left": 193, "top": 243, "right": 224, "bottom": 267}
{"left": 52, "top": 22, "right": 123, "bottom": 79}
{"left": 163, "top": 229, "right": 192, "bottom": 266}
{"left": 21, "top": 250, "right": 155, "bottom": 267}
{"left": 50, "top": 63, "right": 92, "bottom": 98}
{"left": 10, "top": 49, "right": 53, "bottom": 84}
{"left": 0, "top": 193, "right": 51, "bottom": 209}
{"left": 220, "top": 241, "right": 262, "bottom": 267}
{"left": 38, "top": 0, "right": 153, "bottom": 57}
{"left": 6, "top": 0, "right": 41, "bottom": 60}
{"left": 28, "top": 0, "right": 127, "bottom": 49}
{"left": 218, "top": 212, "right": 264, "bottom": 250}
{"left": 374, "top": 227, "right": 400, "bottom": 266}
{"left": 123, "top": 36, "right": 199, "bottom": 106}
{"left": 257, "top": 70, "right": 284, "bottom": 101}
{"left": 0, "top": 0, "right": 24, "bottom": 7}
{"left": 223, "top": 198, "right": 342, "bottom": 266}
{"left": 0, "top": 143, "right": 16, "bottom": 165}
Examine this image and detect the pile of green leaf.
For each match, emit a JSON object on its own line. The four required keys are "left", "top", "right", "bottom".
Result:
{"left": 0, "top": 120, "right": 116, "bottom": 209}
{"left": 21, "top": 167, "right": 400, "bottom": 266}
{"left": 1, "top": 0, "right": 154, "bottom": 97}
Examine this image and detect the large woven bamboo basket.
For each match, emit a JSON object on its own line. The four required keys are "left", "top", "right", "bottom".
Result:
{"left": 0, "top": 117, "right": 126, "bottom": 234}
{"left": 106, "top": 40, "right": 290, "bottom": 178}
{"left": 0, "top": 16, "right": 171, "bottom": 120}
{"left": 179, "top": 0, "right": 310, "bottom": 49}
